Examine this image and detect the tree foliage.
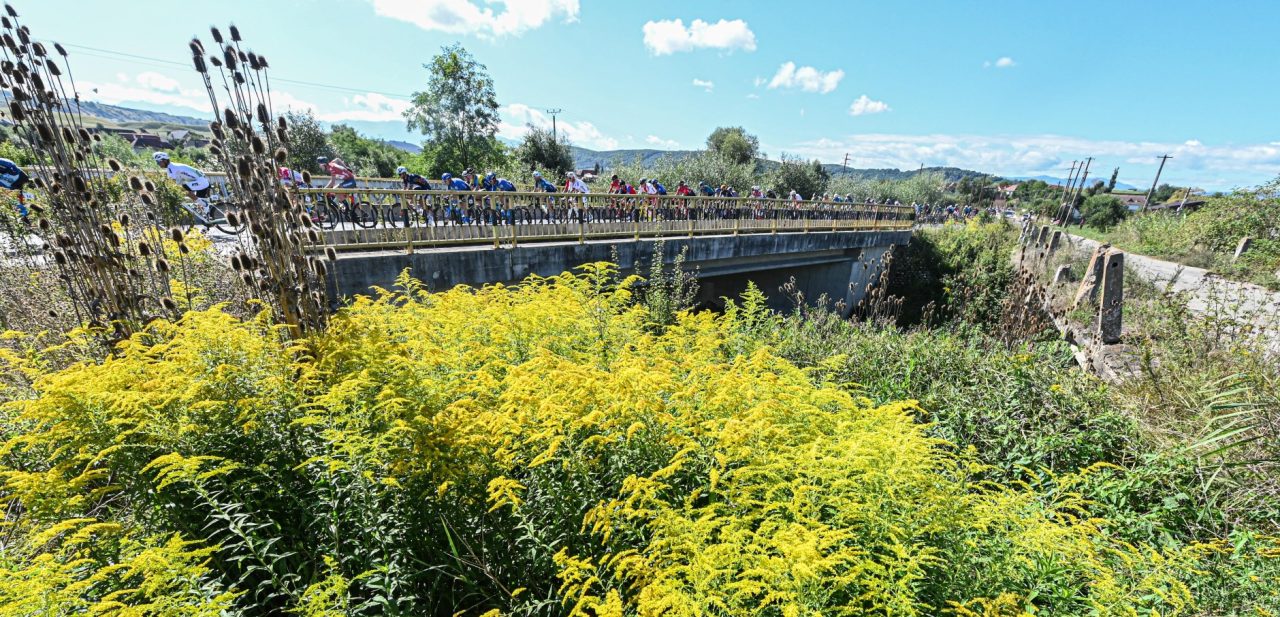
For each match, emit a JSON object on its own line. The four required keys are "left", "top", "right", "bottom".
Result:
{"left": 327, "top": 124, "right": 403, "bottom": 178}
{"left": 767, "top": 154, "right": 829, "bottom": 199}
{"left": 284, "top": 110, "right": 334, "bottom": 173}
{"left": 1081, "top": 193, "right": 1127, "bottom": 230}
{"left": 404, "top": 44, "right": 501, "bottom": 174}
{"left": 515, "top": 126, "right": 574, "bottom": 177}
{"left": 705, "top": 126, "right": 760, "bottom": 165}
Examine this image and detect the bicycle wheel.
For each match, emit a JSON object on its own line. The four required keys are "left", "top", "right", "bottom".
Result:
{"left": 313, "top": 203, "right": 340, "bottom": 230}
{"left": 174, "top": 204, "right": 201, "bottom": 234}
{"left": 382, "top": 202, "right": 412, "bottom": 228}
{"left": 352, "top": 201, "right": 379, "bottom": 228}
{"left": 213, "top": 202, "right": 247, "bottom": 235}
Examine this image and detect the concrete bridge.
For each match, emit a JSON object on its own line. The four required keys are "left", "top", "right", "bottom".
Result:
{"left": 311, "top": 188, "right": 915, "bottom": 313}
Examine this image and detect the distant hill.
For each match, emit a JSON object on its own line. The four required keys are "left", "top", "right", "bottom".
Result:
{"left": 72, "top": 100, "right": 209, "bottom": 128}
{"left": 823, "top": 166, "right": 993, "bottom": 183}
{"left": 570, "top": 147, "right": 700, "bottom": 169}
{"left": 1012, "top": 174, "right": 1139, "bottom": 191}
{"left": 387, "top": 140, "right": 421, "bottom": 154}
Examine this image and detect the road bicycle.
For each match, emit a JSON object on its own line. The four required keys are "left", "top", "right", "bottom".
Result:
{"left": 312, "top": 194, "right": 378, "bottom": 230}
{"left": 175, "top": 195, "right": 246, "bottom": 235}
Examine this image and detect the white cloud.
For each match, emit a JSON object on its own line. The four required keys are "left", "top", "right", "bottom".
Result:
{"left": 80, "top": 73, "right": 211, "bottom": 114}
{"left": 499, "top": 103, "right": 618, "bottom": 150}
{"left": 691, "top": 78, "right": 714, "bottom": 92}
{"left": 767, "top": 62, "right": 844, "bottom": 94}
{"left": 746, "top": 93, "right": 760, "bottom": 99}
{"left": 646, "top": 135, "right": 680, "bottom": 149}
{"left": 848, "top": 95, "right": 890, "bottom": 116}
{"left": 1184, "top": 139, "right": 1202, "bottom": 147}
{"left": 368, "top": 0, "right": 579, "bottom": 37}
{"left": 986, "top": 56, "right": 1016, "bottom": 68}
{"left": 752, "top": 76, "right": 765, "bottom": 87}
{"left": 785, "top": 133, "right": 1280, "bottom": 190}
{"left": 641, "top": 18, "right": 756, "bottom": 55}
{"left": 319, "top": 93, "right": 412, "bottom": 123}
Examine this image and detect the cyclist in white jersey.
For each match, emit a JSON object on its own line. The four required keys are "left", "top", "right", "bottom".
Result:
{"left": 153, "top": 152, "right": 213, "bottom": 213}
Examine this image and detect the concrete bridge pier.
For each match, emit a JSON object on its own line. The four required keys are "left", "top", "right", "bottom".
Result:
{"left": 327, "top": 230, "right": 912, "bottom": 314}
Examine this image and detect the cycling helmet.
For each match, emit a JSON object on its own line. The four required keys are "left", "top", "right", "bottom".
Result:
{"left": 395, "top": 166, "right": 408, "bottom": 175}
{"left": 532, "top": 171, "right": 542, "bottom": 178}
{"left": 441, "top": 173, "right": 452, "bottom": 181}
{"left": 153, "top": 152, "right": 170, "bottom": 163}
{"left": 639, "top": 177, "right": 647, "bottom": 184}
{"left": 464, "top": 168, "right": 474, "bottom": 175}
{"left": 316, "top": 156, "right": 328, "bottom": 165}
{"left": 485, "top": 172, "right": 496, "bottom": 181}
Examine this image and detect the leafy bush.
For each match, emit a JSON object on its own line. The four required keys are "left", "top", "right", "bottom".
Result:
{"left": 1081, "top": 194, "right": 1127, "bottom": 231}
{"left": 0, "top": 268, "right": 1243, "bottom": 616}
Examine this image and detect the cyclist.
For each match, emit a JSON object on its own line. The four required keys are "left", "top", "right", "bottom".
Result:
{"left": 564, "top": 171, "right": 589, "bottom": 194}
{"left": 0, "top": 157, "right": 30, "bottom": 220}
{"left": 461, "top": 168, "right": 479, "bottom": 190}
{"left": 675, "top": 180, "right": 694, "bottom": 197}
{"left": 317, "top": 156, "right": 356, "bottom": 189}
{"left": 698, "top": 181, "right": 716, "bottom": 197}
{"left": 278, "top": 166, "right": 308, "bottom": 188}
{"left": 441, "top": 172, "right": 472, "bottom": 191}
{"left": 608, "top": 174, "right": 622, "bottom": 194}
{"left": 397, "top": 166, "right": 433, "bottom": 190}
{"left": 532, "top": 171, "right": 557, "bottom": 192}
{"left": 154, "top": 152, "right": 212, "bottom": 213}
{"left": 480, "top": 172, "right": 516, "bottom": 191}
{"left": 651, "top": 178, "right": 668, "bottom": 195}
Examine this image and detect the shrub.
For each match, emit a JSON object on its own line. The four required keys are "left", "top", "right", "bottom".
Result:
{"left": 0, "top": 268, "right": 1238, "bottom": 615}
{"left": 1081, "top": 194, "right": 1127, "bottom": 231}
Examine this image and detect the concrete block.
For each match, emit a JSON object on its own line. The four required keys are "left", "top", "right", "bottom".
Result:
{"left": 1072, "top": 243, "right": 1110, "bottom": 309}
{"left": 1052, "top": 264, "right": 1074, "bottom": 286}
{"left": 1233, "top": 237, "right": 1252, "bottom": 262}
{"left": 1049, "top": 230, "right": 1062, "bottom": 254}
{"left": 1098, "top": 250, "right": 1124, "bottom": 344}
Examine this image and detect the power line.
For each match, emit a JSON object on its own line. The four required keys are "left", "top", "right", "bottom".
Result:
{"left": 545, "top": 108, "right": 562, "bottom": 141}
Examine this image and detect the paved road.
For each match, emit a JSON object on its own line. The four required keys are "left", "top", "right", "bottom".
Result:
{"left": 1064, "top": 233, "right": 1280, "bottom": 352}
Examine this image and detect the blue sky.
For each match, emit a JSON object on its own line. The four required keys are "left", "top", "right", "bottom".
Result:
{"left": 17, "top": 0, "right": 1280, "bottom": 190}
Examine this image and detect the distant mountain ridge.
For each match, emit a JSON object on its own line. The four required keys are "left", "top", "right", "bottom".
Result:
{"left": 72, "top": 100, "right": 209, "bottom": 127}
{"left": 1011, "top": 174, "right": 1139, "bottom": 190}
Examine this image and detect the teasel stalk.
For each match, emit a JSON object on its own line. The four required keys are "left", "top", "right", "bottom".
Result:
{"left": 190, "top": 24, "right": 328, "bottom": 334}
{"left": 0, "top": 4, "right": 179, "bottom": 338}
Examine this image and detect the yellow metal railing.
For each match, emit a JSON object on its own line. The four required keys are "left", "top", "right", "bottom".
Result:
{"left": 290, "top": 188, "right": 914, "bottom": 252}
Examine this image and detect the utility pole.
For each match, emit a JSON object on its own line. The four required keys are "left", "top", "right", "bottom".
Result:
{"left": 1058, "top": 161, "right": 1079, "bottom": 224}
{"left": 1071, "top": 157, "right": 1093, "bottom": 227}
{"left": 545, "top": 108, "right": 562, "bottom": 141}
{"left": 1142, "top": 154, "right": 1171, "bottom": 212}
{"left": 842, "top": 153, "right": 850, "bottom": 175}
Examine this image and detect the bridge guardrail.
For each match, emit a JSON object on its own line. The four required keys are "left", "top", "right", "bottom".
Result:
{"left": 290, "top": 188, "right": 914, "bottom": 252}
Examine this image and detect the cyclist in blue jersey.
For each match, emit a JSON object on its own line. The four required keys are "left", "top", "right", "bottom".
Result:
{"left": 0, "top": 158, "right": 30, "bottom": 220}
{"left": 396, "top": 166, "right": 433, "bottom": 190}
{"left": 532, "top": 171, "right": 557, "bottom": 192}
{"left": 651, "top": 179, "right": 667, "bottom": 195}
{"left": 441, "top": 172, "right": 472, "bottom": 191}
{"left": 480, "top": 172, "right": 517, "bottom": 191}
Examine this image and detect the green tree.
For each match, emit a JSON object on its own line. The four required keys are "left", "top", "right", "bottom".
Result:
{"left": 404, "top": 43, "right": 501, "bottom": 174}
{"left": 706, "top": 126, "right": 760, "bottom": 165}
{"left": 515, "top": 126, "right": 574, "bottom": 177}
{"left": 328, "top": 124, "right": 403, "bottom": 177}
{"left": 1152, "top": 183, "right": 1180, "bottom": 204}
{"left": 283, "top": 110, "right": 333, "bottom": 173}
{"left": 768, "top": 154, "right": 828, "bottom": 199}
{"left": 1106, "top": 167, "right": 1119, "bottom": 193}
{"left": 1081, "top": 193, "right": 1127, "bottom": 230}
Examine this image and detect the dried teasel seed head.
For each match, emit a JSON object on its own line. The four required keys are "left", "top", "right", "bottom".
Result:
{"left": 138, "top": 241, "right": 151, "bottom": 256}
{"left": 53, "top": 251, "right": 67, "bottom": 266}
{"left": 275, "top": 127, "right": 287, "bottom": 143}
{"left": 139, "top": 192, "right": 154, "bottom": 206}
{"left": 240, "top": 272, "right": 254, "bottom": 286}
{"left": 325, "top": 247, "right": 337, "bottom": 262}
{"left": 98, "top": 223, "right": 113, "bottom": 237}
{"left": 128, "top": 176, "right": 143, "bottom": 191}
{"left": 307, "top": 229, "right": 320, "bottom": 243}
{"left": 161, "top": 297, "right": 178, "bottom": 312}
{"left": 314, "top": 260, "right": 328, "bottom": 277}
{"left": 192, "top": 53, "right": 207, "bottom": 74}
{"left": 237, "top": 157, "right": 251, "bottom": 176}
{"left": 273, "top": 147, "right": 287, "bottom": 164}
{"left": 108, "top": 158, "right": 122, "bottom": 172}
{"left": 223, "top": 46, "right": 237, "bottom": 70}
{"left": 47, "top": 310, "right": 58, "bottom": 319}
{"left": 226, "top": 212, "right": 240, "bottom": 227}
{"left": 229, "top": 24, "right": 241, "bottom": 41}
{"left": 210, "top": 55, "right": 222, "bottom": 68}
{"left": 178, "top": 242, "right": 190, "bottom": 255}
{"left": 37, "top": 218, "right": 50, "bottom": 231}
{"left": 45, "top": 58, "right": 59, "bottom": 76}
{"left": 119, "top": 213, "right": 130, "bottom": 226}
{"left": 209, "top": 121, "right": 224, "bottom": 139}
{"left": 210, "top": 26, "right": 223, "bottom": 43}
{"left": 156, "top": 258, "right": 171, "bottom": 273}
{"left": 258, "top": 55, "right": 269, "bottom": 69}
{"left": 223, "top": 108, "right": 239, "bottom": 130}
{"left": 277, "top": 116, "right": 287, "bottom": 130}
{"left": 256, "top": 102, "right": 269, "bottom": 124}
{"left": 301, "top": 171, "right": 311, "bottom": 184}
{"left": 251, "top": 135, "right": 265, "bottom": 155}
{"left": 170, "top": 227, "right": 183, "bottom": 242}
{"left": 143, "top": 180, "right": 156, "bottom": 192}
{"left": 54, "top": 42, "right": 67, "bottom": 56}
